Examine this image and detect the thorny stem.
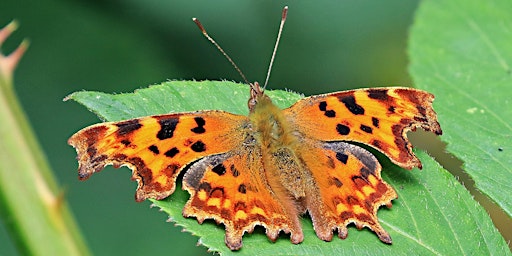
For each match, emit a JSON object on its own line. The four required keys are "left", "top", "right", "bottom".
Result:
{"left": 0, "top": 20, "right": 90, "bottom": 255}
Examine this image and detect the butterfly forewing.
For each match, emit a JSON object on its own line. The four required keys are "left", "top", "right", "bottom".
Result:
{"left": 285, "top": 87, "right": 442, "bottom": 169}
{"left": 68, "top": 110, "right": 247, "bottom": 201}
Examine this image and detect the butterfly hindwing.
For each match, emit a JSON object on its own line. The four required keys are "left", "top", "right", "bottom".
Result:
{"left": 298, "top": 141, "right": 396, "bottom": 243}
{"left": 182, "top": 151, "right": 304, "bottom": 250}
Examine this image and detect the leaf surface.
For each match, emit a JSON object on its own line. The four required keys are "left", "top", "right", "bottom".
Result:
{"left": 409, "top": 0, "right": 512, "bottom": 217}
{"left": 69, "top": 81, "right": 509, "bottom": 255}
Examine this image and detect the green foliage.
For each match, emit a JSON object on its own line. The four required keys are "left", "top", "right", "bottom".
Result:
{"left": 66, "top": 81, "right": 303, "bottom": 121}
{"left": 409, "top": 0, "right": 512, "bottom": 217}
{"left": 0, "top": 21, "right": 89, "bottom": 256}
{"left": 68, "top": 81, "right": 509, "bottom": 255}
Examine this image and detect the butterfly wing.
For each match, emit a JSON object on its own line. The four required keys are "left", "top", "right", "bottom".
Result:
{"left": 183, "top": 150, "right": 304, "bottom": 250}
{"left": 298, "top": 141, "right": 396, "bottom": 243}
{"left": 285, "top": 87, "right": 442, "bottom": 169}
{"left": 68, "top": 111, "right": 247, "bottom": 201}
{"left": 282, "top": 87, "right": 441, "bottom": 242}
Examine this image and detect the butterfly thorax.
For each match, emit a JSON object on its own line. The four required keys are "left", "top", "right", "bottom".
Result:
{"left": 248, "top": 89, "right": 307, "bottom": 201}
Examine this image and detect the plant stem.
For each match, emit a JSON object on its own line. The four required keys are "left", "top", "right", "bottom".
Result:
{"left": 0, "top": 20, "right": 90, "bottom": 255}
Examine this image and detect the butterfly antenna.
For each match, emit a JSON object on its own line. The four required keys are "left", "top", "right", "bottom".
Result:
{"left": 263, "top": 6, "right": 288, "bottom": 91}
{"left": 192, "top": 17, "right": 250, "bottom": 85}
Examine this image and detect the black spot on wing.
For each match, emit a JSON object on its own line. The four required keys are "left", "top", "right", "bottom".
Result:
{"left": 238, "top": 184, "right": 247, "bottom": 194}
{"left": 372, "top": 117, "right": 379, "bottom": 128}
{"left": 212, "top": 164, "right": 226, "bottom": 176}
{"left": 157, "top": 117, "right": 179, "bottom": 140}
{"left": 319, "top": 101, "right": 328, "bottom": 111}
{"left": 339, "top": 95, "right": 365, "bottom": 115}
{"left": 319, "top": 101, "right": 336, "bottom": 118}
{"left": 191, "top": 140, "right": 206, "bottom": 152}
{"left": 367, "top": 89, "right": 389, "bottom": 101}
{"left": 164, "top": 147, "right": 180, "bottom": 158}
{"left": 325, "top": 110, "right": 336, "bottom": 117}
{"left": 191, "top": 117, "right": 206, "bottom": 134}
{"left": 335, "top": 152, "right": 348, "bottom": 164}
{"left": 116, "top": 119, "right": 142, "bottom": 135}
{"left": 336, "top": 124, "right": 351, "bottom": 135}
{"left": 360, "top": 124, "right": 373, "bottom": 134}
{"left": 148, "top": 145, "right": 160, "bottom": 154}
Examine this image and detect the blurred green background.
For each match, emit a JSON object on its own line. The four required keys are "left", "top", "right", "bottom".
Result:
{"left": 2, "top": 0, "right": 506, "bottom": 255}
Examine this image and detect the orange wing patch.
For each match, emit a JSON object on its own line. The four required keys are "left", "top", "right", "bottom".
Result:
{"left": 182, "top": 151, "right": 303, "bottom": 250}
{"left": 298, "top": 141, "right": 396, "bottom": 243}
{"left": 68, "top": 111, "right": 246, "bottom": 201}
{"left": 285, "top": 87, "right": 442, "bottom": 169}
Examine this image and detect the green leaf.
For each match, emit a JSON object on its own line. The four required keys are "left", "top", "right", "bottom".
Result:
{"left": 409, "top": 0, "right": 512, "bottom": 217}
{"left": 68, "top": 81, "right": 509, "bottom": 255}
{"left": 65, "top": 80, "right": 303, "bottom": 121}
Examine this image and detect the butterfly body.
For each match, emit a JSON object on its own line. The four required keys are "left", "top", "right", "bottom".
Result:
{"left": 249, "top": 85, "right": 307, "bottom": 197}
{"left": 69, "top": 82, "right": 441, "bottom": 250}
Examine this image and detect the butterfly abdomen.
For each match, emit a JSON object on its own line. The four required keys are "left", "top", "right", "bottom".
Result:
{"left": 249, "top": 93, "right": 308, "bottom": 204}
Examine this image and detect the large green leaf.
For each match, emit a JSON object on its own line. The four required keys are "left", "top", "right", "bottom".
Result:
{"left": 65, "top": 81, "right": 302, "bottom": 121}
{"left": 68, "top": 81, "right": 509, "bottom": 255}
{"left": 409, "top": 0, "right": 512, "bottom": 217}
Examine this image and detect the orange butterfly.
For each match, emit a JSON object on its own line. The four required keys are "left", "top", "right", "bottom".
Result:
{"left": 68, "top": 7, "right": 441, "bottom": 250}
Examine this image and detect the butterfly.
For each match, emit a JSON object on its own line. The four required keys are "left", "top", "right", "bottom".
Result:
{"left": 68, "top": 7, "right": 442, "bottom": 250}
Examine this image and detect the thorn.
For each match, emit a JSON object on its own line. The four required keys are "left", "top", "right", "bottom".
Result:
{"left": 0, "top": 21, "right": 29, "bottom": 83}
{"left": 0, "top": 20, "right": 19, "bottom": 45}
{"left": 7, "top": 38, "right": 29, "bottom": 67}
